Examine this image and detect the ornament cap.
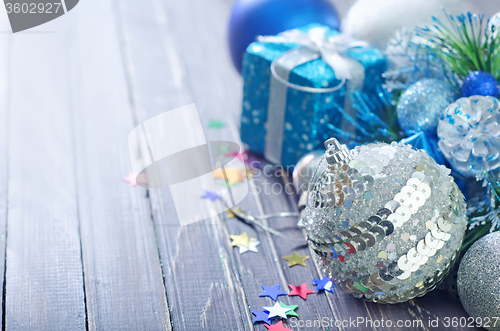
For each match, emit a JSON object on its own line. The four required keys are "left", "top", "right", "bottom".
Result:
{"left": 324, "top": 138, "right": 351, "bottom": 165}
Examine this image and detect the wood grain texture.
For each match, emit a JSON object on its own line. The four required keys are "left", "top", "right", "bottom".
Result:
{"left": 113, "top": 0, "right": 250, "bottom": 329}
{"left": 0, "top": 0, "right": 496, "bottom": 330}
{"left": 0, "top": 18, "right": 10, "bottom": 331}
{"left": 4, "top": 20, "right": 86, "bottom": 331}
{"left": 68, "top": 0, "right": 171, "bottom": 330}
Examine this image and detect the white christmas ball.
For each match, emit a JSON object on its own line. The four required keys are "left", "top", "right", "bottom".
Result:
{"left": 341, "top": 0, "right": 467, "bottom": 48}
{"left": 299, "top": 139, "right": 468, "bottom": 303}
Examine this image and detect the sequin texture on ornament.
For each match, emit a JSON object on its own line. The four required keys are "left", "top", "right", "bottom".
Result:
{"left": 298, "top": 138, "right": 467, "bottom": 303}
{"left": 437, "top": 96, "right": 500, "bottom": 176}
{"left": 396, "top": 79, "right": 458, "bottom": 136}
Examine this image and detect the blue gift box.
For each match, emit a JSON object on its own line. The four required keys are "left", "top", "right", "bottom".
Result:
{"left": 240, "top": 23, "right": 387, "bottom": 167}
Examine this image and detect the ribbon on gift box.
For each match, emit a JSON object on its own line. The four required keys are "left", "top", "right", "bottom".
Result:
{"left": 258, "top": 27, "right": 369, "bottom": 164}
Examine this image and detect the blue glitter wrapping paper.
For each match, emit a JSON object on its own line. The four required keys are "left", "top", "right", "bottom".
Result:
{"left": 240, "top": 23, "right": 387, "bottom": 167}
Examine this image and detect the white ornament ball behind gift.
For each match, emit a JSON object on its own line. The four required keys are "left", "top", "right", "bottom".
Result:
{"left": 341, "top": 0, "right": 467, "bottom": 48}
{"left": 299, "top": 138, "right": 468, "bottom": 303}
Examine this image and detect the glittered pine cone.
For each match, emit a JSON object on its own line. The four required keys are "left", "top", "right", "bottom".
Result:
{"left": 438, "top": 96, "right": 500, "bottom": 176}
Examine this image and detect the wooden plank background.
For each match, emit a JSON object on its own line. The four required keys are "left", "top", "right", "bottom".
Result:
{"left": 0, "top": 0, "right": 497, "bottom": 330}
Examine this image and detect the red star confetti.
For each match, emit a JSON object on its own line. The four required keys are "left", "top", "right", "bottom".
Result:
{"left": 123, "top": 172, "right": 147, "bottom": 186}
{"left": 226, "top": 150, "right": 249, "bottom": 162}
{"left": 265, "top": 321, "right": 292, "bottom": 331}
{"left": 288, "top": 283, "right": 315, "bottom": 300}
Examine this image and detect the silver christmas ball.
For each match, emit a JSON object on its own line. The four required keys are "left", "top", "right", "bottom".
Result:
{"left": 293, "top": 150, "right": 324, "bottom": 195}
{"left": 299, "top": 138, "right": 468, "bottom": 303}
{"left": 458, "top": 231, "right": 500, "bottom": 331}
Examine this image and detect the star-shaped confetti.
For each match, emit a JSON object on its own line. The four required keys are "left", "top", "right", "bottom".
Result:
{"left": 123, "top": 172, "right": 147, "bottom": 186}
{"left": 226, "top": 150, "right": 249, "bottom": 162}
{"left": 252, "top": 310, "right": 271, "bottom": 324}
{"left": 200, "top": 190, "right": 222, "bottom": 202}
{"left": 282, "top": 251, "right": 309, "bottom": 267}
{"left": 207, "top": 119, "right": 226, "bottom": 130}
{"left": 265, "top": 321, "right": 292, "bottom": 331}
{"left": 230, "top": 232, "right": 256, "bottom": 248}
{"left": 288, "top": 283, "right": 315, "bottom": 300}
{"left": 279, "top": 302, "right": 298, "bottom": 318}
{"left": 312, "top": 276, "right": 334, "bottom": 292}
{"left": 227, "top": 206, "right": 247, "bottom": 218}
{"left": 212, "top": 167, "right": 245, "bottom": 186}
{"left": 263, "top": 301, "right": 290, "bottom": 319}
{"left": 215, "top": 143, "right": 232, "bottom": 155}
{"left": 259, "top": 284, "right": 287, "bottom": 301}
{"left": 239, "top": 240, "right": 260, "bottom": 254}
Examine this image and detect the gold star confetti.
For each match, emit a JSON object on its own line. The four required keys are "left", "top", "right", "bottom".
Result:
{"left": 230, "top": 232, "right": 256, "bottom": 248}
{"left": 227, "top": 206, "right": 247, "bottom": 218}
{"left": 282, "top": 251, "right": 309, "bottom": 267}
{"left": 437, "top": 255, "right": 443, "bottom": 263}
{"left": 212, "top": 167, "right": 245, "bottom": 186}
{"left": 245, "top": 166, "right": 258, "bottom": 179}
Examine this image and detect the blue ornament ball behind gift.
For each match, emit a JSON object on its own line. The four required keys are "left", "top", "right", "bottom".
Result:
{"left": 438, "top": 96, "right": 500, "bottom": 176}
{"left": 228, "top": 0, "right": 340, "bottom": 73}
{"left": 461, "top": 71, "right": 499, "bottom": 98}
{"left": 397, "top": 79, "right": 458, "bottom": 136}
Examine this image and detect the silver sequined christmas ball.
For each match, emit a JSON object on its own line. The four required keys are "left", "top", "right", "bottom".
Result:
{"left": 397, "top": 79, "right": 458, "bottom": 136}
{"left": 457, "top": 231, "right": 500, "bottom": 331}
{"left": 299, "top": 138, "right": 468, "bottom": 303}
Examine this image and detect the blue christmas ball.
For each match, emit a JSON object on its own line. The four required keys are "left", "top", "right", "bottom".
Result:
{"left": 228, "top": 0, "right": 340, "bottom": 73}
{"left": 397, "top": 79, "right": 458, "bottom": 136}
{"left": 461, "top": 71, "right": 499, "bottom": 98}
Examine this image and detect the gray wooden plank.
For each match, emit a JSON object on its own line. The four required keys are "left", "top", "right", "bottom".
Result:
{"left": 254, "top": 173, "right": 378, "bottom": 331}
{"left": 147, "top": 1, "right": 358, "bottom": 330}
{"left": 68, "top": 0, "right": 171, "bottom": 329}
{"left": 112, "top": 0, "right": 251, "bottom": 329}
{"left": 0, "top": 19, "right": 10, "bottom": 331}
{"left": 4, "top": 19, "right": 86, "bottom": 331}
{"left": 155, "top": 0, "right": 371, "bottom": 330}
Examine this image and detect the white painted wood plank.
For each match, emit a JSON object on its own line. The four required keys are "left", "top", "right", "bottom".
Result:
{"left": 3, "top": 17, "right": 85, "bottom": 331}
{"left": 67, "top": 0, "right": 171, "bottom": 329}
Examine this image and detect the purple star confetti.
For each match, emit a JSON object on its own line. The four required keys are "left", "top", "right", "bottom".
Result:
{"left": 200, "top": 190, "right": 222, "bottom": 202}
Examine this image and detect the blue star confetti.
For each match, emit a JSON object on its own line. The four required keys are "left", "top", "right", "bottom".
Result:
{"left": 312, "top": 276, "right": 334, "bottom": 292}
{"left": 251, "top": 310, "right": 271, "bottom": 324}
{"left": 259, "top": 284, "right": 287, "bottom": 301}
{"left": 200, "top": 190, "right": 222, "bottom": 202}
